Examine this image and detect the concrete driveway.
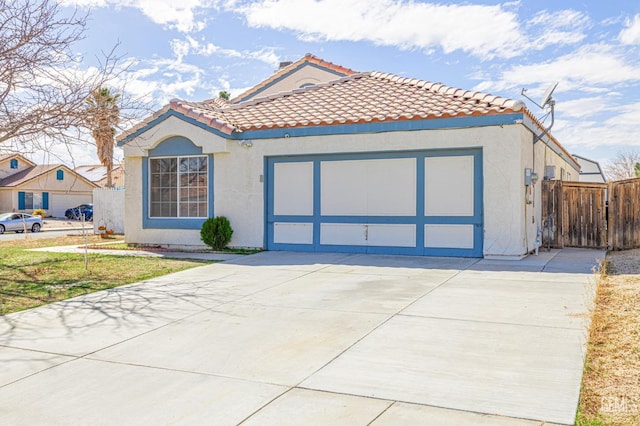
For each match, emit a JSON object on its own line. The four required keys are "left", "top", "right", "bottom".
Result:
{"left": 0, "top": 249, "right": 603, "bottom": 425}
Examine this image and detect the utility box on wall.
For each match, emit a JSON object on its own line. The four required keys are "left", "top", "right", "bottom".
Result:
{"left": 545, "top": 165, "right": 556, "bottom": 180}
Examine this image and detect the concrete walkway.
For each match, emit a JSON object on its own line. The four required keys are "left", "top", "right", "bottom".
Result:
{"left": 30, "top": 244, "right": 244, "bottom": 262}
{"left": 42, "top": 217, "right": 93, "bottom": 232}
{"left": 0, "top": 249, "right": 604, "bottom": 425}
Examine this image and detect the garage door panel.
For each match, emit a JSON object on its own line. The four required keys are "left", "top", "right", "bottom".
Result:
{"left": 320, "top": 223, "right": 367, "bottom": 246}
{"left": 321, "top": 158, "right": 416, "bottom": 216}
{"left": 365, "top": 158, "right": 416, "bottom": 216}
{"left": 274, "top": 162, "right": 313, "bottom": 216}
{"left": 367, "top": 224, "right": 416, "bottom": 247}
{"left": 273, "top": 222, "right": 313, "bottom": 245}
{"left": 425, "top": 156, "right": 474, "bottom": 216}
{"left": 424, "top": 224, "right": 475, "bottom": 249}
{"left": 320, "top": 160, "right": 367, "bottom": 216}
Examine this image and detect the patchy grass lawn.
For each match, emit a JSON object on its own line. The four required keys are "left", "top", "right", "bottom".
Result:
{"left": 577, "top": 249, "right": 640, "bottom": 426}
{"left": 0, "top": 235, "right": 212, "bottom": 315}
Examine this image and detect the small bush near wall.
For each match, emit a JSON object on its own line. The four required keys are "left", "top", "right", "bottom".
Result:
{"left": 32, "top": 209, "right": 46, "bottom": 219}
{"left": 200, "top": 216, "right": 233, "bottom": 250}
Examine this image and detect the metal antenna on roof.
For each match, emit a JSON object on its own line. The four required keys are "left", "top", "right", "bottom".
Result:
{"left": 522, "top": 82, "right": 559, "bottom": 255}
{"left": 521, "top": 82, "right": 558, "bottom": 144}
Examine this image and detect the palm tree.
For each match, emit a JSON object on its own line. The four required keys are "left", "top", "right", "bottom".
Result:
{"left": 86, "top": 87, "right": 120, "bottom": 187}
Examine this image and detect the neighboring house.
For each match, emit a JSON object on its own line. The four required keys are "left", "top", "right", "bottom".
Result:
{"left": 75, "top": 163, "right": 126, "bottom": 188}
{"left": 572, "top": 154, "right": 607, "bottom": 183}
{"left": 117, "top": 54, "right": 580, "bottom": 258}
{"left": 0, "top": 154, "right": 97, "bottom": 217}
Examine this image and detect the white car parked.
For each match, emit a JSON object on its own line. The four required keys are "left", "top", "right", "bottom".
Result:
{"left": 0, "top": 213, "right": 43, "bottom": 234}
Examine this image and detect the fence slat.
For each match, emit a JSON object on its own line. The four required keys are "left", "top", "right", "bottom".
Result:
{"left": 609, "top": 178, "right": 640, "bottom": 250}
{"left": 542, "top": 180, "right": 608, "bottom": 249}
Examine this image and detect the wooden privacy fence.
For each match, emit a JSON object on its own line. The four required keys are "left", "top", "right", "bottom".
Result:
{"left": 541, "top": 180, "right": 608, "bottom": 249}
{"left": 542, "top": 178, "right": 640, "bottom": 250}
{"left": 609, "top": 178, "right": 640, "bottom": 250}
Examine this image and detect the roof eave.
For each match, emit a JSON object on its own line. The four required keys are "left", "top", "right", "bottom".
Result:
{"left": 117, "top": 106, "right": 238, "bottom": 147}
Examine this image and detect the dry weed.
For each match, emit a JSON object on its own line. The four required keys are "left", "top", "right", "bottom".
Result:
{"left": 578, "top": 249, "right": 640, "bottom": 426}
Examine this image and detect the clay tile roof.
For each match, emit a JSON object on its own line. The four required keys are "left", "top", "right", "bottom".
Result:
{"left": 202, "top": 97, "right": 231, "bottom": 108}
{"left": 117, "top": 65, "right": 527, "bottom": 143}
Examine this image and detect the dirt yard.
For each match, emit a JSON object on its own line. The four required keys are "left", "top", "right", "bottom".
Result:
{"left": 578, "top": 249, "right": 640, "bottom": 425}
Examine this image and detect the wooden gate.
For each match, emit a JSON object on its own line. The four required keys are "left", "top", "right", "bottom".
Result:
{"left": 609, "top": 178, "right": 640, "bottom": 250}
{"left": 541, "top": 181, "right": 608, "bottom": 248}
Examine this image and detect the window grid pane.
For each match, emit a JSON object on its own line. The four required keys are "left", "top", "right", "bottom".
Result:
{"left": 150, "top": 156, "right": 207, "bottom": 218}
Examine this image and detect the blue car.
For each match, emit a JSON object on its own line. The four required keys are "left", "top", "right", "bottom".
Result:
{"left": 65, "top": 203, "right": 93, "bottom": 221}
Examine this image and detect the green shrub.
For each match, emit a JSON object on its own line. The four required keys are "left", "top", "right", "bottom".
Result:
{"left": 32, "top": 209, "right": 46, "bottom": 219}
{"left": 200, "top": 216, "right": 233, "bottom": 250}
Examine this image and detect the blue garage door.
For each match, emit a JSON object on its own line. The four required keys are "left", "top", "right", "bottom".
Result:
{"left": 265, "top": 149, "right": 483, "bottom": 257}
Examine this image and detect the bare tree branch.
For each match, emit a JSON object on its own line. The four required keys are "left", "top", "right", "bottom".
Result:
{"left": 0, "top": 0, "right": 152, "bottom": 161}
{"left": 604, "top": 149, "right": 640, "bottom": 181}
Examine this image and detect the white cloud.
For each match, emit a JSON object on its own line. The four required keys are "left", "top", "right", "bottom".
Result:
{"left": 170, "top": 36, "right": 280, "bottom": 68}
{"left": 553, "top": 102, "right": 640, "bottom": 161}
{"left": 528, "top": 9, "right": 589, "bottom": 29}
{"left": 474, "top": 44, "right": 640, "bottom": 93}
{"left": 59, "top": 0, "right": 218, "bottom": 32}
{"left": 237, "top": 0, "right": 526, "bottom": 60}
{"left": 527, "top": 9, "right": 589, "bottom": 49}
{"left": 619, "top": 14, "right": 640, "bottom": 44}
{"left": 555, "top": 96, "right": 615, "bottom": 118}
{"left": 235, "top": 1, "right": 593, "bottom": 60}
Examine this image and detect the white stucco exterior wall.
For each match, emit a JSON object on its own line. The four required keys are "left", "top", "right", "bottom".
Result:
{"left": 243, "top": 65, "right": 347, "bottom": 100}
{"left": 17, "top": 172, "right": 95, "bottom": 194}
{"left": 0, "top": 157, "right": 32, "bottom": 180}
{"left": 0, "top": 190, "right": 11, "bottom": 211}
{"left": 122, "top": 119, "right": 581, "bottom": 257}
{"left": 519, "top": 126, "right": 580, "bottom": 255}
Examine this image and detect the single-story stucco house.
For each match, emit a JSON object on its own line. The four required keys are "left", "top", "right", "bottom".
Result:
{"left": 0, "top": 154, "right": 97, "bottom": 217}
{"left": 117, "top": 54, "right": 579, "bottom": 258}
{"left": 572, "top": 154, "right": 607, "bottom": 183}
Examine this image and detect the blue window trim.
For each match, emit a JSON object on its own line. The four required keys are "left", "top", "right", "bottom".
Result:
{"left": 265, "top": 148, "right": 483, "bottom": 257}
{"left": 42, "top": 192, "right": 49, "bottom": 210}
{"left": 10, "top": 158, "right": 18, "bottom": 169}
{"left": 142, "top": 136, "right": 214, "bottom": 230}
{"left": 56, "top": 169, "right": 64, "bottom": 180}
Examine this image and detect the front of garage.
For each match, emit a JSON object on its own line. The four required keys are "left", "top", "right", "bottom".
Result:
{"left": 49, "top": 193, "right": 93, "bottom": 218}
{"left": 266, "top": 148, "right": 483, "bottom": 257}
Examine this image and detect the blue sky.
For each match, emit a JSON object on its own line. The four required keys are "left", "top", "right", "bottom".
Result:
{"left": 56, "top": 0, "right": 640, "bottom": 167}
